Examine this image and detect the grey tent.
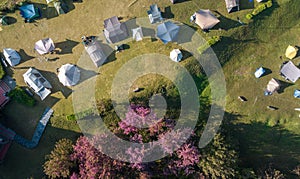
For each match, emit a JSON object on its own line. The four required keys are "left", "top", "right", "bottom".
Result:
{"left": 85, "top": 41, "right": 106, "bottom": 67}
{"left": 132, "top": 27, "right": 143, "bottom": 41}
{"left": 225, "top": 0, "right": 239, "bottom": 13}
{"left": 147, "top": 4, "right": 163, "bottom": 24}
{"left": 3, "top": 48, "right": 21, "bottom": 67}
{"left": 195, "top": 9, "right": 220, "bottom": 30}
{"left": 156, "top": 21, "right": 180, "bottom": 44}
{"left": 280, "top": 61, "right": 300, "bottom": 83}
{"left": 58, "top": 64, "right": 80, "bottom": 86}
{"left": 103, "top": 16, "right": 129, "bottom": 44}
{"left": 34, "top": 38, "right": 55, "bottom": 55}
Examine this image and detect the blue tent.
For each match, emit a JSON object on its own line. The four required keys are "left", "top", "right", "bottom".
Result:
{"left": 254, "top": 67, "right": 266, "bottom": 78}
{"left": 294, "top": 90, "right": 300, "bottom": 98}
{"left": 156, "top": 21, "right": 180, "bottom": 44}
{"left": 19, "top": 4, "right": 40, "bottom": 21}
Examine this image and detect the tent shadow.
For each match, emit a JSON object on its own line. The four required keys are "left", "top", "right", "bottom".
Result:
{"left": 260, "top": 67, "right": 272, "bottom": 78}
{"left": 45, "top": 6, "right": 59, "bottom": 19}
{"left": 213, "top": 11, "right": 241, "bottom": 30}
{"left": 239, "top": 0, "right": 254, "bottom": 10}
{"left": 76, "top": 66, "right": 99, "bottom": 85}
{"left": 162, "top": 6, "right": 174, "bottom": 19}
{"left": 18, "top": 49, "right": 35, "bottom": 64}
{"left": 55, "top": 39, "right": 79, "bottom": 55}
{"left": 180, "top": 49, "right": 193, "bottom": 61}
{"left": 277, "top": 79, "right": 293, "bottom": 94}
{"left": 177, "top": 23, "right": 196, "bottom": 44}
{"left": 171, "top": 0, "right": 191, "bottom": 3}
{"left": 38, "top": 69, "right": 72, "bottom": 99}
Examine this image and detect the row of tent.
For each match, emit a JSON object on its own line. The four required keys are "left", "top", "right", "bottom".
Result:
{"left": 23, "top": 64, "right": 80, "bottom": 100}
{"left": 19, "top": 2, "right": 68, "bottom": 22}
{"left": 264, "top": 78, "right": 300, "bottom": 99}
{"left": 1, "top": 38, "right": 55, "bottom": 67}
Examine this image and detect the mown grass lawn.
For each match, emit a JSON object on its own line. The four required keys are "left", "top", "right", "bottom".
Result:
{"left": 0, "top": 0, "right": 299, "bottom": 178}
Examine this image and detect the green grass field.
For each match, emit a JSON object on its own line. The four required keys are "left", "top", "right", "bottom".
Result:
{"left": 0, "top": 0, "right": 300, "bottom": 178}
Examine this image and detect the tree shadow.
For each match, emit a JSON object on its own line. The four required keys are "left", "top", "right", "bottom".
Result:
{"left": 277, "top": 80, "right": 293, "bottom": 94}
{"left": 38, "top": 69, "right": 72, "bottom": 99}
{"left": 162, "top": 6, "right": 174, "bottom": 19}
{"left": 232, "top": 120, "right": 300, "bottom": 177}
{"left": 55, "top": 39, "right": 79, "bottom": 55}
{"left": 239, "top": 0, "right": 254, "bottom": 10}
{"left": 18, "top": 49, "right": 34, "bottom": 64}
{"left": 213, "top": 11, "right": 241, "bottom": 30}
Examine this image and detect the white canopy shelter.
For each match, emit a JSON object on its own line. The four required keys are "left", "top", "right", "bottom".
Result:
{"left": 58, "top": 64, "right": 80, "bottom": 86}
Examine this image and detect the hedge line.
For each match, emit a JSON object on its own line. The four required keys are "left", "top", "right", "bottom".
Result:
{"left": 246, "top": 0, "right": 273, "bottom": 20}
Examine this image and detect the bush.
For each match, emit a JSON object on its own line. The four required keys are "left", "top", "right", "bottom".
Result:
{"left": 246, "top": 13, "right": 253, "bottom": 20}
{"left": 0, "top": 63, "right": 5, "bottom": 79}
{"left": 250, "top": 1, "right": 272, "bottom": 17}
{"left": 266, "top": 0, "right": 272, "bottom": 8}
{"left": 66, "top": 114, "right": 76, "bottom": 121}
{"left": 8, "top": 86, "right": 35, "bottom": 106}
{"left": 198, "top": 36, "right": 221, "bottom": 54}
{"left": 207, "top": 36, "right": 221, "bottom": 46}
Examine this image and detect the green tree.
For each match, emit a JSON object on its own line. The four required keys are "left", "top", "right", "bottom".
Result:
{"left": 198, "top": 133, "right": 239, "bottom": 178}
{"left": 43, "top": 139, "right": 75, "bottom": 179}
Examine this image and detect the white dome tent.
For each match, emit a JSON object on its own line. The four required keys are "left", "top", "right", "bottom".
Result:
{"left": 58, "top": 64, "right": 80, "bottom": 86}
{"left": 34, "top": 38, "right": 55, "bottom": 55}
{"left": 169, "top": 49, "right": 183, "bottom": 62}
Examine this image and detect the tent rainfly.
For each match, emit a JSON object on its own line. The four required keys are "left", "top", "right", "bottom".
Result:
{"left": 225, "top": 0, "right": 239, "bottom": 13}
{"left": 156, "top": 21, "right": 180, "bottom": 44}
{"left": 265, "top": 78, "right": 280, "bottom": 96}
{"left": 85, "top": 41, "right": 106, "bottom": 67}
{"left": 23, "top": 68, "right": 52, "bottom": 100}
{"left": 3, "top": 48, "right": 21, "bottom": 67}
{"left": 34, "top": 38, "right": 55, "bottom": 55}
{"left": 280, "top": 61, "right": 300, "bottom": 83}
{"left": 195, "top": 9, "right": 220, "bottom": 30}
{"left": 19, "top": 4, "right": 40, "bottom": 21}
{"left": 58, "top": 64, "right": 80, "bottom": 86}
{"left": 294, "top": 90, "right": 300, "bottom": 98}
{"left": 170, "top": 49, "right": 183, "bottom": 62}
{"left": 254, "top": 67, "right": 266, "bottom": 78}
{"left": 285, "top": 45, "right": 298, "bottom": 60}
{"left": 0, "top": 16, "right": 9, "bottom": 26}
{"left": 132, "top": 27, "right": 143, "bottom": 41}
{"left": 103, "top": 16, "right": 129, "bottom": 44}
{"left": 147, "top": 4, "right": 163, "bottom": 24}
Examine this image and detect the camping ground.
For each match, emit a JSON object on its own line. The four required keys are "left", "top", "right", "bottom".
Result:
{"left": 0, "top": 0, "right": 300, "bottom": 178}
